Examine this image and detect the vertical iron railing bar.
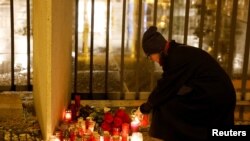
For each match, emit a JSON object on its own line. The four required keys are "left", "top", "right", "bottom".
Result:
{"left": 227, "top": 0, "right": 240, "bottom": 120}
{"left": 74, "top": 0, "right": 79, "bottom": 95}
{"left": 213, "top": 0, "right": 222, "bottom": 59}
{"left": 198, "top": 0, "right": 206, "bottom": 49}
{"left": 168, "top": 0, "right": 174, "bottom": 40}
{"left": 153, "top": 0, "right": 158, "bottom": 26}
{"left": 105, "top": 0, "right": 110, "bottom": 99}
{"left": 227, "top": 0, "right": 238, "bottom": 77}
{"left": 238, "top": 0, "right": 250, "bottom": 122}
{"left": 120, "top": 0, "right": 126, "bottom": 99}
{"left": 135, "top": 0, "right": 142, "bottom": 100}
{"left": 26, "top": 0, "right": 31, "bottom": 90}
{"left": 183, "top": 0, "right": 190, "bottom": 44}
{"left": 89, "top": 0, "right": 94, "bottom": 99}
{"left": 150, "top": 0, "right": 158, "bottom": 92}
{"left": 241, "top": 0, "right": 250, "bottom": 102}
{"left": 10, "top": 0, "right": 15, "bottom": 90}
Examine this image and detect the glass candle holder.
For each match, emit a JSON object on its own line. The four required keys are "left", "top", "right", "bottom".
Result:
{"left": 140, "top": 114, "right": 149, "bottom": 127}
{"left": 112, "top": 135, "right": 120, "bottom": 141}
{"left": 88, "top": 120, "right": 96, "bottom": 132}
{"left": 130, "top": 120, "right": 140, "bottom": 132}
{"left": 103, "top": 131, "right": 110, "bottom": 141}
{"left": 121, "top": 131, "right": 129, "bottom": 141}
{"left": 112, "top": 127, "right": 120, "bottom": 136}
{"left": 131, "top": 132, "right": 143, "bottom": 141}
{"left": 122, "top": 123, "right": 129, "bottom": 134}
{"left": 64, "top": 110, "right": 72, "bottom": 122}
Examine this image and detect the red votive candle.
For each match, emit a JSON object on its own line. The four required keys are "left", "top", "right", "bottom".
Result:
{"left": 112, "top": 135, "right": 120, "bottom": 141}
{"left": 78, "top": 127, "right": 84, "bottom": 137}
{"left": 121, "top": 131, "right": 128, "bottom": 141}
{"left": 103, "top": 136, "right": 110, "bottom": 141}
{"left": 70, "top": 130, "right": 76, "bottom": 141}
{"left": 130, "top": 120, "right": 140, "bottom": 132}
{"left": 141, "top": 114, "right": 149, "bottom": 127}
{"left": 70, "top": 104, "right": 76, "bottom": 120}
{"left": 112, "top": 127, "right": 120, "bottom": 136}
{"left": 75, "top": 95, "right": 80, "bottom": 108}
{"left": 103, "top": 131, "right": 110, "bottom": 141}
{"left": 122, "top": 123, "right": 129, "bottom": 134}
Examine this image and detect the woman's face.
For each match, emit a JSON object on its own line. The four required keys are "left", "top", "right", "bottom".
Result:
{"left": 149, "top": 53, "right": 160, "bottom": 64}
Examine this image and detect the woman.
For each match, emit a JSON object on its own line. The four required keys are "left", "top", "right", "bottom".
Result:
{"left": 139, "top": 26, "right": 236, "bottom": 141}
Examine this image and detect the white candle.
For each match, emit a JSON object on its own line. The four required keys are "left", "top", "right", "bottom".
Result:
{"left": 131, "top": 132, "right": 143, "bottom": 141}
{"left": 100, "top": 136, "right": 104, "bottom": 141}
{"left": 49, "top": 135, "right": 60, "bottom": 141}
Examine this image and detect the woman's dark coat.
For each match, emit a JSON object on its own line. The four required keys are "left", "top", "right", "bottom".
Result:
{"left": 146, "top": 41, "right": 236, "bottom": 141}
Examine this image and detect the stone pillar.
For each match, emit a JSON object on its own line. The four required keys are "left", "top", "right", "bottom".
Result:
{"left": 32, "top": 0, "right": 74, "bottom": 140}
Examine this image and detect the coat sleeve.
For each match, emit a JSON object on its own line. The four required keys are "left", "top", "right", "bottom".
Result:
{"left": 146, "top": 59, "right": 198, "bottom": 108}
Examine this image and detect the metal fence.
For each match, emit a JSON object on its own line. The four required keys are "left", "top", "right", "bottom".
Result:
{"left": 0, "top": 0, "right": 249, "bottom": 101}
{"left": 0, "top": 0, "right": 32, "bottom": 91}
{"left": 71, "top": 0, "right": 250, "bottom": 100}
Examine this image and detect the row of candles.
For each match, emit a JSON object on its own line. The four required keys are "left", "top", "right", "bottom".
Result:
{"left": 61, "top": 111, "right": 147, "bottom": 140}
{"left": 51, "top": 115, "right": 146, "bottom": 141}
{"left": 64, "top": 96, "right": 149, "bottom": 132}
{"left": 50, "top": 96, "right": 148, "bottom": 141}
{"left": 64, "top": 109, "right": 149, "bottom": 129}
{"left": 51, "top": 132, "right": 143, "bottom": 141}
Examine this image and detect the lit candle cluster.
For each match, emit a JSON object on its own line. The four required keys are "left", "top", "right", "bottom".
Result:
{"left": 55, "top": 103, "right": 149, "bottom": 141}
{"left": 55, "top": 116, "right": 98, "bottom": 140}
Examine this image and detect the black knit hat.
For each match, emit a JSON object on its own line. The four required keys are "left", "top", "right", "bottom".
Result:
{"left": 142, "top": 26, "right": 167, "bottom": 56}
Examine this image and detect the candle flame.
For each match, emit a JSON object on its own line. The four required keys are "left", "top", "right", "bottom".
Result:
{"left": 134, "top": 117, "right": 140, "bottom": 123}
